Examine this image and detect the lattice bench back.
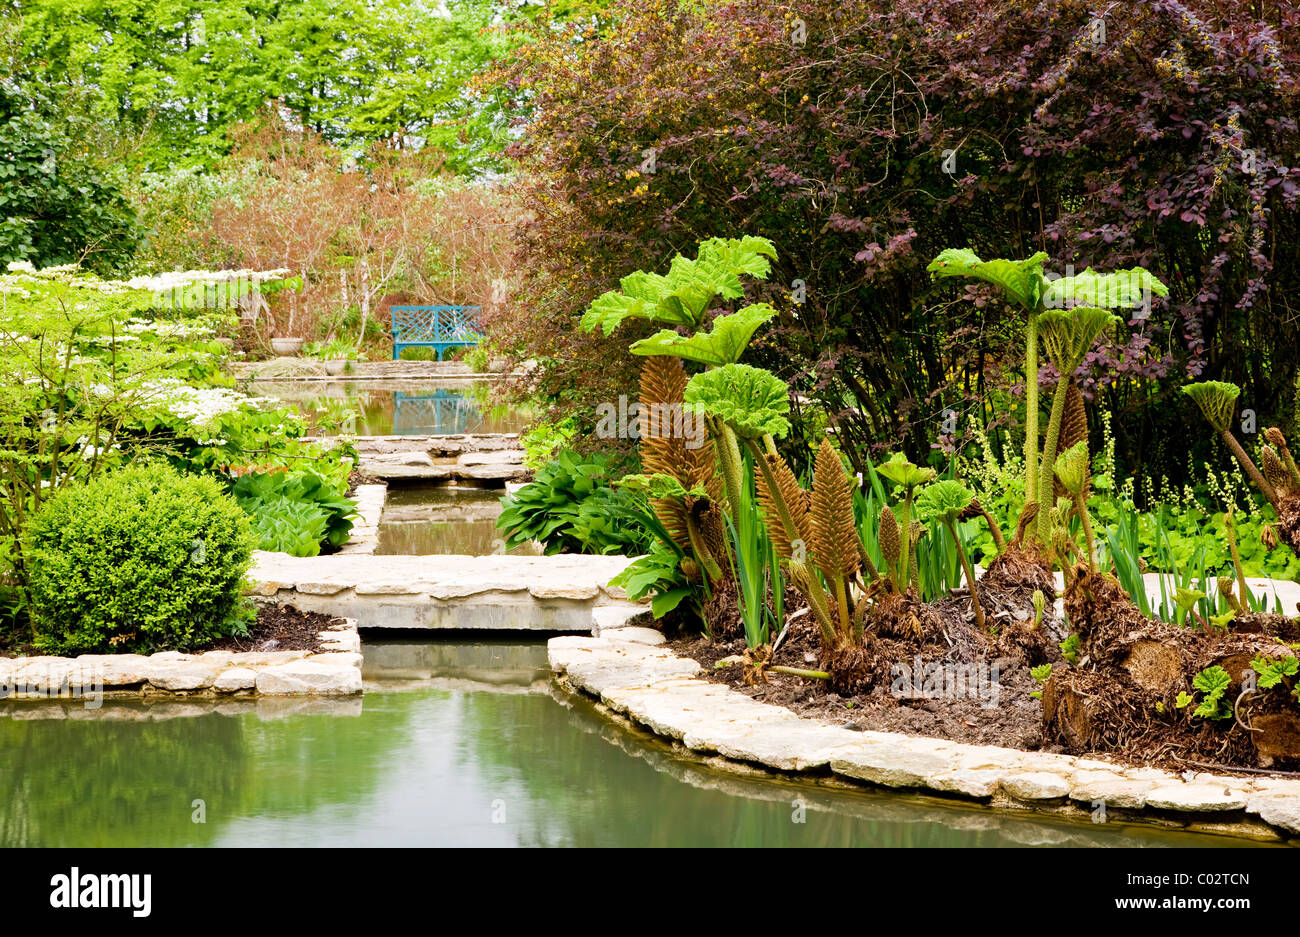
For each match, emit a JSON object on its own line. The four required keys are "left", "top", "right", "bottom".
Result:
{"left": 390, "top": 305, "right": 482, "bottom": 361}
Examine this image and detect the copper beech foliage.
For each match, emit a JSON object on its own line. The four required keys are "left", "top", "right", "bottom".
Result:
{"left": 497, "top": 0, "right": 1299, "bottom": 482}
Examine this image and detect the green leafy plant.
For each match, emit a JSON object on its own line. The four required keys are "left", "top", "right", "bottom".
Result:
{"left": 1030, "top": 663, "right": 1053, "bottom": 698}
{"left": 927, "top": 250, "right": 1166, "bottom": 551}
{"left": 1060, "top": 633, "right": 1081, "bottom": 665}
{"left": 497, "top": 451, "right": 652, "bottom": 556}
{"left": 1178, "top": 665, "right": 1234, "bottom": 721}
{"left": 579, "top": 236, "right": 776, "bottom": 336}
{"left": 915, "top": 479, "right": 986, "bottom": 629}
{"left": 24, "top": 463, "right": 255, "bottom": 654}
{"left": 874, "top": 453, "right": 936, "bottom": 591}
{"left": 232, "top": 469, "right": 357, "bottom": 557}
{"left": 1251, "top": 654, "right": 1299, "bottom": 692}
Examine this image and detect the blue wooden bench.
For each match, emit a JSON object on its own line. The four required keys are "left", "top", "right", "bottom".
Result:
{"left": 390, "top": 305, "right": 482, "bottom": 361}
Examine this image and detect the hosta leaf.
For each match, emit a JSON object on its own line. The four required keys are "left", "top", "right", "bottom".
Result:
{"left": 630, "top": 303, "right": 777, "bottom": 365}
{"left": 684, "top": 363, "right": 790, "bottom": 440}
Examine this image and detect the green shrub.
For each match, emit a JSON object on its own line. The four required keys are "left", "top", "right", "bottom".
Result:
{"left": 232, "top": 469, "right": 357, "bottom": 557}
{"left": 25, "top": 464, "right": 256, "bottom": 654}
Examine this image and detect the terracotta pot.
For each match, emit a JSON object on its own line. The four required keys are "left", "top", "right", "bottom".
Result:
{"left": 270, "top": 337, "right": 305, "bottom": 355}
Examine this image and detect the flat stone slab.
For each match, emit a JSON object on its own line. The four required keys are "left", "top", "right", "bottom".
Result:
{"left": 252, "top": 552, "right": 643, "bottom": 632}
{"left": 549, "top": 634, "right": 1300, "bottom": 839}
{"left": 1, "top": 619, "right": 363, "bottom": 702}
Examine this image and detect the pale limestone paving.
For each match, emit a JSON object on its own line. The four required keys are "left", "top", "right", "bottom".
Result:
{"left": 0, "top": 619, "right": 363, "bottom": 701}
{"left": 548, "top": 634, "right": 1300, "bottom": 837}
{"left": 337, "top": 483, "right": 388, "bottom": 556}
{"left": 251, "top": 551, "right": 643, "bottom": 631}
{"left": 302, "top": 433, "right": 528, "bottom": 482}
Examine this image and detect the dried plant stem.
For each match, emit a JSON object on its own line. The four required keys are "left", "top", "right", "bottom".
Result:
{"left": 1219, "top": 427, "right": 1278, "bottom": 507}
{"left": 945, "top": 518, "right": 985, "bottom": 630}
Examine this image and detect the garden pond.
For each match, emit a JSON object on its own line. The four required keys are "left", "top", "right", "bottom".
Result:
{"left": 250, "top": 380, "right": 533, "bottom": 436}
{"left": 0, "top": 639, "right": 1277, "bottom": 847}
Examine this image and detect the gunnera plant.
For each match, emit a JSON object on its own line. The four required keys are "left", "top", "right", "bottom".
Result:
{"left": 914, "top": 480, "right": 985, "bottom": 630}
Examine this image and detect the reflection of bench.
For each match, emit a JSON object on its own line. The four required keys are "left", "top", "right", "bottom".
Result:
{"left": 390, "top": 305, "right": 481, "bottom": 361}
{"left": 393, "top": 389, "right": 481, "bottom": 435}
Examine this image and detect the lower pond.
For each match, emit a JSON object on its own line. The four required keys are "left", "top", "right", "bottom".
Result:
{"left": 0, "top": 640, "right": 1276, "bottom": 848}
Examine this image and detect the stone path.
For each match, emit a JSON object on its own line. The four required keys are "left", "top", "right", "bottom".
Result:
{"left": 549, "top": 633, "right": 1300, "bottom": 840}
{"left": 316, "top": 434, "right": 527, "bottom": 482}
{"left": 253, "top": 552, "right": 648, "bottom": 633}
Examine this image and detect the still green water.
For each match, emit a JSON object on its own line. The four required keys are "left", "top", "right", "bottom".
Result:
{"left": 251, "top": 379, "right": 532, "bottom": 436}
{"left": 375, "top": 486, "right": 541, "bottom": 556}
{"left": 0, "top": 641, "right": 1275, "bottom": 847}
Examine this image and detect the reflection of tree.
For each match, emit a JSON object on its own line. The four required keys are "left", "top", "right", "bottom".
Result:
{"left": 0, "top": 710, "right": 249, "bottom": 847}
{"left": 0, "top": 698, "right": 419, "bottom": 847}
{"left": 458, "top": 690, "right": 1256, "bottom": 848}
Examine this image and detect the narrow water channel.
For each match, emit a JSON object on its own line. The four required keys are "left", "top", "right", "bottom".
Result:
{"left": 0, "top": 640, "right": 1276, "bottom": 848}
{"left": 375, "top": 485, "right": 541, "bottom": 555}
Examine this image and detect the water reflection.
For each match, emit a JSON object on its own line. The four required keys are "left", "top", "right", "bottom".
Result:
{"left": 375, "top": 486, "right": 541, "bottom": 556}
{"left": 0, "top": 641, "right": 1280, "bottom": 848}
{"left": 250, "top": 380, "right": 533, "bottom": 436}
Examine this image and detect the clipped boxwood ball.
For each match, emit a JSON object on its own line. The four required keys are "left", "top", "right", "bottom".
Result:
{"left": 25, "top": 463, "right": 256, "bottom": 655}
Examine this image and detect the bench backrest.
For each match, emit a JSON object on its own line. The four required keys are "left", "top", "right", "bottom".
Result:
{"left": 390, "top": 305, "right": 482, "bottom": 342}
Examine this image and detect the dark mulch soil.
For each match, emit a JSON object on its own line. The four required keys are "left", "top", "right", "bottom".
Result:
{"left": 203, "top": 603, "right": 345, "bottom": 653}
{"left": 346, "top": 468, "right": 383, "bottom": 496}
{"left": 670, "top": 590, "right": 1052, "bottom": 753}
{"left": 671, "top": 568, "right": 1300, "bottom": 777}
{"left": 2, "top": 603, "right": 343, "bottom": 658}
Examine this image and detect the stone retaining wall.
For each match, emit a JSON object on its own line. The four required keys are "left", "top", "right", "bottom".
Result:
{"left": 0, "top": 619, "right": 362, "bottom": 701}
{"left": 549, "top": 633, "right": 1300, "bottom": 840}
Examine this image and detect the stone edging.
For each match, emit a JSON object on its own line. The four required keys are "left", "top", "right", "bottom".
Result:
{"left": 337, "top": 483, "right": 388, "bottom": 555}
{"left": 549, "top": 634, "right": 1300, "bottom": 840}
{"left": 252, "top": 552, "right": 647, "bottom": 632}
{"left": 1, "top": 618, "right": 363, "bottom": 701}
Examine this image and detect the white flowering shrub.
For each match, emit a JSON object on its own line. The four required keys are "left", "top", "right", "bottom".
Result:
{"left": 0, "top": 262, "right": 354, "bottom": 625}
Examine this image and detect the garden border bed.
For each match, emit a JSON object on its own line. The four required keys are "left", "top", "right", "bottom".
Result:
{"left": 0, "top": 617, "right": 363, "bottom": 701}
{"left": 549, "top": 633, "right": 1300, "bottom": 841}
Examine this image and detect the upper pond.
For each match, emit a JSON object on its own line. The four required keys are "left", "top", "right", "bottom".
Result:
{"left": 251, "top": 379, "right": 533, "bottom": 436}
{"left": 0, "top": 640, "right": 1274, "bottom": 848}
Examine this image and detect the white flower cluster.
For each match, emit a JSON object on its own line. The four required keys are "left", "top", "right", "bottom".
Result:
{"left": 138, "top": 378, "right": 251, "bottom": 429}
{"left": 125, "top": 268, "right": 292, "bottom": 293}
